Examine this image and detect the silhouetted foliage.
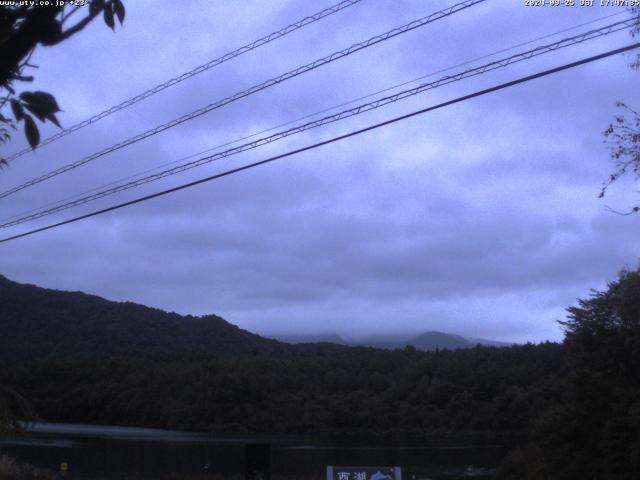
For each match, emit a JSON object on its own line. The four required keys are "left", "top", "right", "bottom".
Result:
{"left": 498, "top": 267, "right": 640, "bottom": 479}
{"left": 601, "top": 103, "right": 640, "bottom": 213}
{"left": 0, "top": 0, "right": 125, "bottom": 161}
{"left": 0, "top": 385, "right": 33, "bottom": 434}
{"left": 600, "top": 7, "right": 640, "bottom": 213}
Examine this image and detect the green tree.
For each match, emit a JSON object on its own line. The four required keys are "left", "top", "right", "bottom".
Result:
{"left": 561, "top": 268, "right": 640, "bottom": 477}
{"left": 499, "top": 268, "right": 640, "bottom": 479}
{"left": 0, "top": 0, "right": 125, "bottom": 161}
{"left": 561, "top": 267, "right": 640, "bottom": 382}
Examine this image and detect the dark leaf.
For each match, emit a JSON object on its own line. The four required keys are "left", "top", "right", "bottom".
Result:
{"left": 24, "top": 114, "right": 39, "bottom": 150}
{"left": 19, "top": 91, "right": 61, "bottom": 113}
{"left": 21, "top": 91, "right": 63, "bottom": 126}
{"left": 10, "top": 99, "right": 23, "bottom": 121}
{"left": 104, "top": 4, "right": 115, "bottom": 30}
{"left": 46, "top": 113, "right": 62, "bottom": 128}
{"left": 23, "top": 103, "right": 46, "bottom": 122}
{"left": 114, "top": 0, "right": 125, "bottom": 24}
{"left": 5, "top": 84, "right": 14, "bottom": 94}
{"left": 90, "top": 0, "right": 105, "bottom": 16}
{"left": 0, "top": 158, "right": 7, "bottom": 169}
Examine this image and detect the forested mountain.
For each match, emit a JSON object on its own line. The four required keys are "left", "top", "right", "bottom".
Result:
{"left": 0, "top": 274, "right": 282, "bottom": 362}
{"left": 1, "top": 269, "right": 639, "bottom": 478}
{"left": 0, "top": 273, "right": 501, "bottom": 362}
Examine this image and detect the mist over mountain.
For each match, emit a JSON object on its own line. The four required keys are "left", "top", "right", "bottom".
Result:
{"left": 271, "top": 333, "right": 348, "bottom": 345}
{"left": 271, "top": 331, "right": 510, "bottom": 351}
{"left": 2, "top": 269, "right": 638, "bottom": 480}
{"left": 0, "top": 273, "right": 508, "bottom": 364}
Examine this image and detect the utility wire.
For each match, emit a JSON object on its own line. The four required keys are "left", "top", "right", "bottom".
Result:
{"left": 1, "top": 18, "right": 635, "bottom": 229}
{"left": 0, "top": 0, "right": 486, "bottom": 200}
{"left": 1, "top": 42, "right": 637, "bottom": 245}
{"left": 3, "top": 0, "right": 365, "bottom": 163}
{"left": 2, "top": 9, "right": 624, "bottom": 225}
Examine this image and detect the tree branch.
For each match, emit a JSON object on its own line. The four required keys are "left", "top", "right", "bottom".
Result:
{"left": 0, "top": 6, "right": 63, "bottom": 86}
{"left": 57, "top": 4, "right": 107, "bottom": 43}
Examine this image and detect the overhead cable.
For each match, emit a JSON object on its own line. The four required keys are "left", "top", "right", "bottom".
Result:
{"left": 1, "top": 42, "right": 637, "bottom": 244}
{"left": 5, "top": 8, "right": 623, "bottom": 225}
{"left": 3, "top": 0, "right": 365, "bottom": 163}
{"left": 1, "top": 18, "right": 635, "bottom": 229}
{"left": 0, "top": 0, "right": 487, "bottom": 199}
{"left": 2, "top": 10, "right": 628, "bottom": 226}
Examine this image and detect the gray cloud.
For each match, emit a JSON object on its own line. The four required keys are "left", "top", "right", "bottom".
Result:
{"left": 1, "top": 0, "right": 639, "bottom": 343}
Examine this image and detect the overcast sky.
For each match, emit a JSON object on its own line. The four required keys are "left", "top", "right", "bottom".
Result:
{"left": 1, "top": 0, "right": 639, "bottom": 343}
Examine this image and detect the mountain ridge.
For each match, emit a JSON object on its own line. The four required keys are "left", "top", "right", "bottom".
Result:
{"left": 0, "top": 274, "right": 508, "bottom": 363}
{"left": 0, "top": 274, "right": 282, "bottom": 362}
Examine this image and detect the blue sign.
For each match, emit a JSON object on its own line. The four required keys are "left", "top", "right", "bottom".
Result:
{"left": 326, "top": 466, "right": 401, "bottom": 480}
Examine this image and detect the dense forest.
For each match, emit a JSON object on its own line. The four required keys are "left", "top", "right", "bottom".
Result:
{"left": 0, "top": 343, "right": 564, "bottom": 436}
{"left": 1, "top": 269, "right": 639, "bottom": 479}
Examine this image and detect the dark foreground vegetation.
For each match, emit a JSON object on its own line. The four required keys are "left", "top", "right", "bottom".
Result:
{"left": 0, "top": 454, "right": 53, "bottom": 480}
{"left": 1, "top": 269, "right": 639, "bottom": 479}
{"left": 1, "top": 343, "right": 564, "bottom": 437}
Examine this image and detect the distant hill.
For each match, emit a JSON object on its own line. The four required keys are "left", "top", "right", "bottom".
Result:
{"left": 0, "top": 274, "right": 509, "bottom": 364}
{"left": 271, "top": 331, "right": 510, "bottom": 351}
{"left": 271, "top": 333, "right": 347, "bottom": 345}
{"left": 0, "top": 274, "right": 282, "bottom": 362}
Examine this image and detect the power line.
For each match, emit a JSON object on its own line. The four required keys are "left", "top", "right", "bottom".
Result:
{"left": 2, "top": 17, "right": 635, "bottom": 229}
{"left": 3, "top": 0, "right": 365, "bottom": 163}
{"left": 7, "top": 10, "right": 625, "bottom": 225}
{"left": 1, "top": 42, "right": 637, "bottom": 245}
{"left": 3, "top": 9, "right": 624, "bottom": 225}
{"left": 0, "top": 0, "right": 487, "bottom": 200}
